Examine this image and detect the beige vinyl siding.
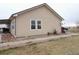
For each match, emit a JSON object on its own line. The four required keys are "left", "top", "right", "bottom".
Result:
{"left": 10, "top": 18, "right": 16, "bottom": 36}
{"left": 11, "top": 6, "right": 61, "bottom": 37}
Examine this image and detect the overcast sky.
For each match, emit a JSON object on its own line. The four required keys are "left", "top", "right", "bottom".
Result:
{"left": 0, "top": 0, "right": 79, "bottom": 27}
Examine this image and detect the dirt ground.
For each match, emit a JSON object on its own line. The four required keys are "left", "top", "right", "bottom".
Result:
{"left": 0, "top": 35, "right": 79, "bottom": 55}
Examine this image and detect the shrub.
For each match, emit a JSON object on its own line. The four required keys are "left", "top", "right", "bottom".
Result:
{"left": 47, "top": 32, "right": 50, "bottom": 35}
{"left": 53, "top": 30, "right": 57, "bottom": 35}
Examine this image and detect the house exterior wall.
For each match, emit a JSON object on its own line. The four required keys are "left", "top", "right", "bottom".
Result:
{"left": 11, "top": 6, "right": 62, "bottom": 37}
{"left": 10, "top": 18, "right": 16, "bottom": 37}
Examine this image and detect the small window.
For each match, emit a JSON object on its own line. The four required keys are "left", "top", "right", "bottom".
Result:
{"left": 31, "top": 20, "right": 36, "bottom": 29}
{"left": 11, "top": 23, "right": 15, "bottom": 29}
{"left": 37, "top": 21, "right": 41, "bottom": 29}
{"left": 12, "top": 25, "right": 14, "bottom": 29}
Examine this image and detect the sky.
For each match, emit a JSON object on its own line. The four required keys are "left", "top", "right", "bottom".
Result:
{"left": 0, "top": 0, "right": 79, "bottom": 27}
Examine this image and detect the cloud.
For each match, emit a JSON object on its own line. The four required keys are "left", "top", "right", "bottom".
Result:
{"left": 0, "top": 0, "right": 52, "bottom": 3}
{"left": 0, "top": 0, "right": 79, "bottom": 27}
{"left": 0, "top": 0, "right": 79, "bottom": 3}
{"left": 53, "top": 0, "right": 79, "bottom": 3}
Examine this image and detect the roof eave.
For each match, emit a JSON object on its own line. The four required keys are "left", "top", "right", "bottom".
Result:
{"left": 9, "top": 3, "right": 64, "bottom": 21}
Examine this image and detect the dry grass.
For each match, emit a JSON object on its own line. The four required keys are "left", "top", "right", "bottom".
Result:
{"left": 69, "top": 27, "right": 79, "bottom": 33}
{"left": 0, "top": 35, "right": 79, "bottom": 55}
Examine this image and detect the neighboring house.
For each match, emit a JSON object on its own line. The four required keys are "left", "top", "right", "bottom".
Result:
{"left": 0, "top": 19, "right": 10, "bottom": 33}
{"left": 9, "top": 3, "right": 63, "bottom": 38}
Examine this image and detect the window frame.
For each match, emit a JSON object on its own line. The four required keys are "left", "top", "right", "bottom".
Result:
{"left": 31, "top": 20, "right": 36, "bottom": 29}
{"left": 11, "top": 22, "right": 15, "bottom": 30}
{"left": 30, "top": 20, "right": 41, "bottom": 30}
{"left": 37, "top": 20, "right": 41, "bottom": 29}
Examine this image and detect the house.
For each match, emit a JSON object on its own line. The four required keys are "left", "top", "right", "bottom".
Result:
{"left": 0, "top": 19, "right": 10, "bottom": 33}
{"left": 9, "top": 3, "right": 63, "bottom": 38}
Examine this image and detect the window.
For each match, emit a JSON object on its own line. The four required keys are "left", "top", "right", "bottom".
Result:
{"left": 12, "top": 25, "right": 14, "bottom": 29}
{"left": 31, "top": 20, "right": 36, "bottom": 29}
{"left": 11, "top": 22, "right": 15, "bottom": 29}
{"left": 37, "top": 21, "right": 41, "bottom": 29}
{"left": 31, "top": 20, "right": 41, "bottom": 29}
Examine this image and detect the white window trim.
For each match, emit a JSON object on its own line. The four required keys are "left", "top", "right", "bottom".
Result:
{"left": 37, "top": 20, "right": 41, "bottom": 30}
{"left": 30, "top": 20, "right": 36, "bottom": 30}
{"left": 36, "top": 20, "right": 38, "bottom": 29}
{"left": 30, "top": 19, "right": 41, "bottom": 30}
